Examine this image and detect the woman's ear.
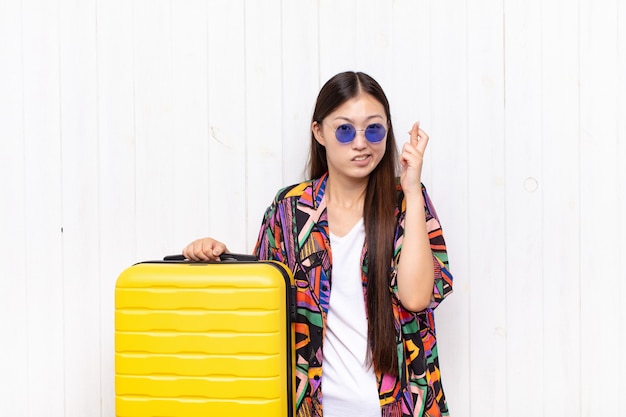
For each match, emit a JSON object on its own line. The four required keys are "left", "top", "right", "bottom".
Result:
{"left": 312, "top": 121, "right": 326, "bottom": 146}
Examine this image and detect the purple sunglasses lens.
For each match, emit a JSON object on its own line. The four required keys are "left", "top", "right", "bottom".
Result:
{"left": 335, "top": 124, "right": 356, "bottom": 143}
{"left": 365, "top": 124, "right": 386, "bottom": 143}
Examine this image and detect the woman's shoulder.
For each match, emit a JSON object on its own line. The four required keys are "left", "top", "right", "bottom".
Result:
{"left": 273, "top": 175, "right": 327, "bottom": 204}
{"left": 275, "top": 180, "right": 311, "bottom": 200}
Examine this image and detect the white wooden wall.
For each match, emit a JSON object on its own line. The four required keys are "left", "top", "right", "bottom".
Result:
{"left": 0, "top": 0, "right": 624, "bottom": 416}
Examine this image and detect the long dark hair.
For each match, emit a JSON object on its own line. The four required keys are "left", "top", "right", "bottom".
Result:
{"left": 309, "top": 71, "right": 399, "bottom": 376}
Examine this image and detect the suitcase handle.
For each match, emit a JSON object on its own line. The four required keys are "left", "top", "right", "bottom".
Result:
{"left": 163, "top": 253, "right": 258, "bottom": 262}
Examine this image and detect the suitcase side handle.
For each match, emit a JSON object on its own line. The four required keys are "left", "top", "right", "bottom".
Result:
{"left": 163, "top": 253, "right": 259, "bottom": 262}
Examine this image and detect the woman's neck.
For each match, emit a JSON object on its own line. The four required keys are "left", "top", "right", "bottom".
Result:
{"left": 325, "top": 175, "right": 367, "bottom": 210}
{"left": 325, "top": 175, "right": 368, "bottom": 236}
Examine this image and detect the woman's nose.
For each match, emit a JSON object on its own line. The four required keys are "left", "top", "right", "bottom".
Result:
{"left": 351, "top": 129, "right": 368, "bottom": 148}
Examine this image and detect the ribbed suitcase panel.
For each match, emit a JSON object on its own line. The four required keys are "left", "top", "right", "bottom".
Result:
{"left": 115, "top": 353, "right": 282, "bottom": 377}
{"left": 115, "top": 261, "right": 294, "bottom": 417}
{"left": 116, "top": 397, "right": 284, "bottom": 417}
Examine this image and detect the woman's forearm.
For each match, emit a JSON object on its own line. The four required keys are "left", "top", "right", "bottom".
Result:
{"left": 396, "top": 192, "right": 435, "bottom": 312}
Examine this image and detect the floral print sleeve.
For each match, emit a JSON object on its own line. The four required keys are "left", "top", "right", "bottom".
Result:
{"left": 390, "top": 183, "right": 453, "bottom": 416}
{"left": 421, "top": 185, "right": 453, "bottom": 309}
{"left": 393, "top": 184, "right": 453, "bottom": 309}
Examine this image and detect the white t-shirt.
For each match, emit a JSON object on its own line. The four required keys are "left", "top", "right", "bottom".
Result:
{"left": 323, "top": 219, "right": 380, "bottom": 417}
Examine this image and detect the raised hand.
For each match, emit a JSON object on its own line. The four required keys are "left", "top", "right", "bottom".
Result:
{"left": 400, "top": 121, "right": 429, "bottom": 196}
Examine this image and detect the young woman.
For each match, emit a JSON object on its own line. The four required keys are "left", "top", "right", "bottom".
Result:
{"left": 183, "top": 71, "right": 453, "bottom": 417}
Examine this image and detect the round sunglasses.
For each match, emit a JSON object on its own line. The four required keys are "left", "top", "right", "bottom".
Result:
{"left": 327, "top": 122, "right": 387, "bottom": 144}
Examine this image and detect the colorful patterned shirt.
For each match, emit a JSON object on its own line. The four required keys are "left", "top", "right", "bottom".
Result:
{"left": 253, "top": 173, "right": 453, "bottom": 417}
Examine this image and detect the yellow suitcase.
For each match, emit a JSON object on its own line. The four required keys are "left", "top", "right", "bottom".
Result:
{"left": 115, "top": 254, "right": 296, "bottom": 417}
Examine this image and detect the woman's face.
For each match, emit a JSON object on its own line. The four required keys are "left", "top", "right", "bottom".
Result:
{"left": 312, "top": 92, "right": 388, "bottom": 182}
